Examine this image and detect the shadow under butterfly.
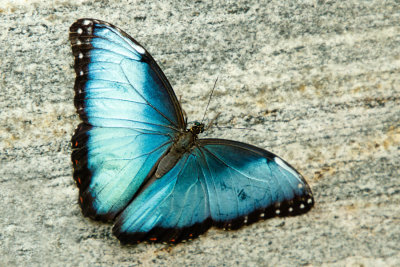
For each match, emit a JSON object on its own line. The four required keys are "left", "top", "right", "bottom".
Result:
{"left": 69, "top": 18, "right": 314, "bottom": 244}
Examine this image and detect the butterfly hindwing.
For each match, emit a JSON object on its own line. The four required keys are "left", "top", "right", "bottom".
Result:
{"left": 70, "top": 19, "right": 185, "bottom": 221}
{"left": 113, "top": 153, "right": 212, "bottom": 243}
{"left": 113, "top": 139, "right": 314, "bottom": 244}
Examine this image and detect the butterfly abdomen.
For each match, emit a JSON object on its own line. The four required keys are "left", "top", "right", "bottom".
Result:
{"left": 155, "top": 131, "right": 196, "bottom": 178}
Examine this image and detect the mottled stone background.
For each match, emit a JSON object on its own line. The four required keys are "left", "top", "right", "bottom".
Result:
{"left": 1, "top": 0, "right": 399, "bottom": 266}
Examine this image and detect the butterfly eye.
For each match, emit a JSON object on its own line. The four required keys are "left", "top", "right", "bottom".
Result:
{"left": 191, "top": 122, "right": 204, "bottom": 134}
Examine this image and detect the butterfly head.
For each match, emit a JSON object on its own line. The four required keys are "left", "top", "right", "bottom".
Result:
{"left": 190, "top": 121, "right": 205, "bottom": 135}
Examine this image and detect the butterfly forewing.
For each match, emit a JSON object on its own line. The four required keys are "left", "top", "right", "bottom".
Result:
{"left": 70, "top": 19, "right": 184, "bottom": 221}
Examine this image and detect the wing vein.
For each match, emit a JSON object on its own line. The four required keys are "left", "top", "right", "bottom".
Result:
{"left": 119, "top": 59, "right": 181, "bottom": 130}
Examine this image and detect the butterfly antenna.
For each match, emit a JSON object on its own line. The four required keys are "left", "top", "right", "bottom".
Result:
{"left": 204, "top": 112, "right": 221, "bottom": 131}
{"left": 201, "top": 77, "right": 219, "bottom": 124}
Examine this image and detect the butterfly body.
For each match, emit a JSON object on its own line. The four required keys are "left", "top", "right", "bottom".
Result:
{"left": 70, "top": 18, "right": 314, "bottom": 244}
{"left": 154, "top": 122, "right": 203, "bottom": 179}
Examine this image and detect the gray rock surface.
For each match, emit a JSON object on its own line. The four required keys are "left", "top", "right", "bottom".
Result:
{"left": 1, "top": 0, "right": 399, "bottom": 266}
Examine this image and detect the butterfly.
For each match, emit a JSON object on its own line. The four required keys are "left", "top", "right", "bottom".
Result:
{"left": 69, "top": 18, "right": 314, "bottom": 244}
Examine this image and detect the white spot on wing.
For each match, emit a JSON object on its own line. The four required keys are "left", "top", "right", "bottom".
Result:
{"left": 132, "top": 43, "right": 145, "bottom": 54}
{"left": 79, "top": 70, "right": 84, "bottom": 76}
{"left": 78, "top": 53, "right": 83, "bottom": 59}
{"left": 289, "top": 207, "right": 293, "bottom": 212}
{"left": 260, "top": 213, "right": 265, "bottom": 218}
{"left": 300, "top": 204, "right": 305, "bottom": 209}
{"left": 274, "top": 157, "right": 301, "bottom": 182}
{"left": 77, "top": 28, "right": 83, "bottom": 34}
{"left": 82, "top": 20, "right": 91, "bottom": 25}
{"left": 76, "top": 39, "right": 81, "bottom": 45}
{"left": 307, "top": 198, "right": 313, "bottom": 204}
{"left": 275, "top": 209, "right": 280, "bottom": 215}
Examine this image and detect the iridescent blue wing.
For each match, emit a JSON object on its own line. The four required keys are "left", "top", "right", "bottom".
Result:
{"left": 69, "top": 19, "right": 185, "bottom": 221}
{"left": 113, "top": 139, "right": 314, "bottom": 243}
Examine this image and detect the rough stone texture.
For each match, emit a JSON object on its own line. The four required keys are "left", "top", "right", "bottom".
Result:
{"left": 1, "top": 0, "right": 399, "bottom": 266}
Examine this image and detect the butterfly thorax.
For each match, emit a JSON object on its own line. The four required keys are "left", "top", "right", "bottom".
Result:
{"left": 154, "top": 122, "right": 204, "bottom": 178}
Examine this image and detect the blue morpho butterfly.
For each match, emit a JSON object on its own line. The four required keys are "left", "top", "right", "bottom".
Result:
{"left": 70, "top": 18, "right": 314, "bottom": 244}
